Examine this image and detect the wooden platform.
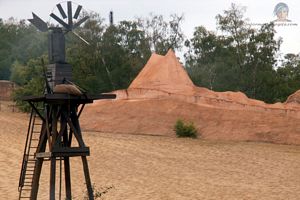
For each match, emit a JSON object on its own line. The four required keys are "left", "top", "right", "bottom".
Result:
{"left": 22, "top": 93, "right": 116, "bottom": 104}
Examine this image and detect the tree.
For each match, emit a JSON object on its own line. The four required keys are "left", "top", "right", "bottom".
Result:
{"left": 0, "top": 18, "right": 47, "bottom": 80}
{"left": 11, "top": 57, "right": 45, "bottom": 112}
{"left": 185, "top": 3, "right": 281, "bottom": 103}
{"left": 67, "top": 13, "right": 152, "bottom": 93}
{"left": 275, "top": 54, "right": 300, "bottom": 102}
{"left": 138, "top": 13, "right": 185, "bottom": 54}
{"left": 245, "top": 23, "right": 280, "bottom": 102}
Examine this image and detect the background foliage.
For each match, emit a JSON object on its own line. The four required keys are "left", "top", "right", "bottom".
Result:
{"left": 0, "top": 4, "right": 299, "bottom": 107}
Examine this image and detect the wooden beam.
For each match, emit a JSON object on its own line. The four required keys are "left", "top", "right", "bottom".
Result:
{"left": 82, "top": 156, "right": 94, "bottom": 200}
{"left": 51, "top": 105, "right": 59, "bottom": 150}
{"left": 63, "top": 119, "right": 72, "bottom": 200}
{"left": 36, "top": 152, "right": 52, "bottom": 158}
{"left": 66, "top": 117, "right": 85, "bottom": 147}
{"left": 52, "top": 147, "right": 90, "bottom": 157}
{"left": 64, "top": 157, "right": 72, "bottom": 200}
{"left": 28, "top": 101, "right": 45, "bottom": 122}
{"left": 31, "top": 127, "right": 48, "bottom": 200}
{"left": 54, "top": 119, "right": 67, "bottom": 146}
{"left": 50, "top": 157, "right": 56, "bottom": 200}
{"left": 77, "top": 104, "right": 85, "bottom": 118}
{"left": 45, "top": 107, "right": 53, "bottom": 150}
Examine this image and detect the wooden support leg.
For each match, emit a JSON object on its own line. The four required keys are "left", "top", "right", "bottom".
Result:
{"left": 50, "top": 157, "right": 56, "bottom": 200}
{"left": 61, "top": 108, "right": 72, "bottom": 200}
{"left": 82, "top": 156, "right": 94, "bottom": 200}
{"left": 31, "top": 124, "right": 48, "bottom": 200}
{"left": 30, "top": 158, "right": 44, "bottom": 200}
{"left": 64, "top": 157, "right": 72, "bottom": 200}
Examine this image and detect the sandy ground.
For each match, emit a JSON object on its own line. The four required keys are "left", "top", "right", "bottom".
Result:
{"left": 1, "top": 110, "right": 300, "bottom": 199}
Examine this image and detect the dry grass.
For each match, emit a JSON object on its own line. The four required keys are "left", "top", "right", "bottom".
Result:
{"left": 1, "top": 110, "right": 300, "bottom": 199}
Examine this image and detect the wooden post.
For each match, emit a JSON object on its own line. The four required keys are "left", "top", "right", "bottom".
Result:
{"left": 31, "top": 124, "right": 48, "bottom": 200}
{"left": 50, "top": 157, "right": 56, "bottom": 200}
{"left": 50, "top": 105, "right": 58, "bottom": 200}
{"left": 62, "top": 107, "right": 72, "bottom": 200}
{"left": 82, "top": 156, "right": 94, "bottom": 200}
{"left": 64, "top": 157, "right": 72, "bottom": 199}
{"left": 31, "top": 158, "right": 44, "bottom": 200}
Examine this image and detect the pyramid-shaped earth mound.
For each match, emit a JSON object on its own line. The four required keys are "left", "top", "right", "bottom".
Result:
{"left": 129, "top": 50, "right": 195, "bottom": 95}
{"left": 81, "top": 50, "right": 300, "bottom": 145}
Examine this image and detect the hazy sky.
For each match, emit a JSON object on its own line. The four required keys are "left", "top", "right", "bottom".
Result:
{"left": 0, "top": 0, "right": 299, "bottom": 56}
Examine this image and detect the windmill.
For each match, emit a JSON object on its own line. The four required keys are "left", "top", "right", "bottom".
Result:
{"left": 28, "top": 1, "right": 90, "bottom": 89}
{"left": 18, "top": 2, "right": 116, "bottom": 200}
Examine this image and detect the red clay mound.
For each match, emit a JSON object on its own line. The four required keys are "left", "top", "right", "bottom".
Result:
{"left": 129, "top": 50, "right": 195, "bottom": 95}
{"left": 81, "top": 50, "right": 300, "bottom": 145}
{"left": 81, "top": 98, "right": 300, "bottom": 144}
{"left": 286, "top": 90, "right": 300, "bottom": 104}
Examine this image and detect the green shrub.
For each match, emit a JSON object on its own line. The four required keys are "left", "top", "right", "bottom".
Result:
{"left": 174, "top": 119, "right": 198, "bottom": 138}
{"left": 12, "top": 77, "right": 44, "bottom": 112}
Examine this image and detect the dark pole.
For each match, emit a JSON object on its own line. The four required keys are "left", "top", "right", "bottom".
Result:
{"left": 109, "top": 11, "right": 114, "bottom": 26}
{"left": 82, "top": 156, "right": 94, "bottom": 200}
{"left": 62, "top": 107, "right": 72, "bottom": 199}
{"left": 50, "top": 157, "right": 56, "bottom": 200}
{"left": 71, "top": 106, "right": 94, "bottom": 199}
{"left": 31, "top": 125, "right": 47, "bottom": 200}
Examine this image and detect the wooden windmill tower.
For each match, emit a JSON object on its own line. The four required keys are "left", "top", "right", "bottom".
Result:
{"left": 18, "top": 2, "right": 115, "bottom": 199}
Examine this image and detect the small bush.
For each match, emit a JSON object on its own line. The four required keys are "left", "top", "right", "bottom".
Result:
{"left": 174, "top": 119, "right": 198, "bottom": 138}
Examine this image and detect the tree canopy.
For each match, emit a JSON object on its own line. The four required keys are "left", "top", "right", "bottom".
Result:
{"left": 185, "top": 3, "right": 297, "bottom": 103}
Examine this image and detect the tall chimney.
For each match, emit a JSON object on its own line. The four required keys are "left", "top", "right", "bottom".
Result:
{"left": 109, "top": 11, "right": 114, "bottom": 26}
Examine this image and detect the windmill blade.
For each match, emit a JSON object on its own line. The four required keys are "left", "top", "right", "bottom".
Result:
{"left": 71, "top": 31, "right": 90, "bottom": 45}
{"left": 67, "top": 1, "right": 73, "bottom": 27}
{"left": 50, "top": 13, "right": 70, "bottom": 30}
{"left": 28, "top": 12, "right": 48, "bottom": 32}
{"left": 73, "top": 5, "right": 82, "bottom": 19}
{"left": 56, "top": 3, "right": 67, "bottom": 19}
{"left": 73, "top": 16, "right": 89, "bottom": 29}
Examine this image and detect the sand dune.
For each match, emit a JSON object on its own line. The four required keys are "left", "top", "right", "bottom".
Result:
{"left": 1, "top": 111, "right": 300, "bottom": 199}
